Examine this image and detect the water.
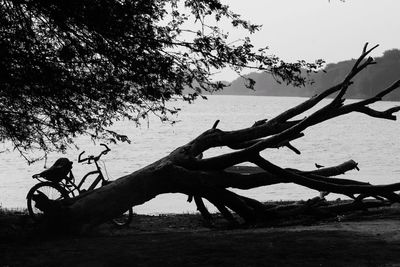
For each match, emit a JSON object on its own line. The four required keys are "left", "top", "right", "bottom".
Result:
{"left": 1, "top": 95, "right": 399, "bottom": 214}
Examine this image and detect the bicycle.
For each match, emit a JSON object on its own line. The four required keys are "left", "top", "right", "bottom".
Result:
{"left": 26, "top": 144, "right": 133, "bottom": 226}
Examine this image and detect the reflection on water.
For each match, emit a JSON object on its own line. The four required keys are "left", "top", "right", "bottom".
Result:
{"left": 1, "top": 95, "right": 399, "bottom": 214}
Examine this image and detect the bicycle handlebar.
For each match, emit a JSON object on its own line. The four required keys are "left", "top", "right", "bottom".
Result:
{"left": 78, "top": 144, "right": 111, "bottom": 164}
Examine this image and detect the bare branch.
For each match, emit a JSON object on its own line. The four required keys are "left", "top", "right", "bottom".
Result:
{"left": 284, "top": 142, "right": 301, "bottom": 155}
{"left": 375, "top": 80, "right": 400, "bottom": 99}
{"left": 192, "top": 132, "right": 304, "bottom": 170}
{"left": 182, "top": 44, "right": 380, "bottom": 157}
{"left": 269, "top": 43, "right": 379, "bottom": 124}
{"left": 217, "top": 160, "right": 365, "bottom": 190}
{"left": 251, "top": 155, "right": 400, "bottom": 195}
{"left": 324, "top": 80, "right": 400, "bottom": 120}
{"left": 183, "top": 45, "right": 395, "bottom": 171}
{"left": 212, "top": 120, "right": 220, "bottom": 129}
{"left": 356, "top": 106, "right": 400, "bottom": 120}
{"left": 302, "top": 160, "right": 359, "bottom": 176}
{"left": 194, "top": 196, "right": 212, "bottom": 222}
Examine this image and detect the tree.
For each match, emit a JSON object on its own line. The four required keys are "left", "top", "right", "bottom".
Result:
{"left": 0, "top": 0, "right": 322, "bottom": 162}
{"left": 37, "top": 44, "right": 400, "bottom": 231}
{"left": 2, "top": 1, "right": 400, "bottom": 231}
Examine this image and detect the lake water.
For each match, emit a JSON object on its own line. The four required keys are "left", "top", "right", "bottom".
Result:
{"left": 1, "top": 95, "right": 400, "bottom": 214}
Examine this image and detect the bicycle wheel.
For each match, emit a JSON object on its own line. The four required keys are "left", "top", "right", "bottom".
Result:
{"left": 27, "top": 182, "right": 69, "bottom": 222}
{"left": 111, "top": 207, "right": 133, "bottom": 227}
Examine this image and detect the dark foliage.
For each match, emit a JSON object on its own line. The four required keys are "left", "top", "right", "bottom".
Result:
{"left": 0, "top": 0, "right": 323, "bottom": 161}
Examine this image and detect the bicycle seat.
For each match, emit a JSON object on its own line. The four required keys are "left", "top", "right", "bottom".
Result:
{"left": 33, "top": 158, "right": 73, "bottom": 183}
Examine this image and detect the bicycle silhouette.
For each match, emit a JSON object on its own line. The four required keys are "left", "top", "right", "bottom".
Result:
{"left": 27, "top": 144, "right": 133, "bottom": 226}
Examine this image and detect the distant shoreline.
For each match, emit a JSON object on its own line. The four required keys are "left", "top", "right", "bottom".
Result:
{"left": 209, "top": 49, "right": 400, "bottom": 101}
{"left": 205, "top": 93, "right": 400, "bottom": 102}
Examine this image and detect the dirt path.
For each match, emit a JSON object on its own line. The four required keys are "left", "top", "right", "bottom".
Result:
{"left": 1, "top": 212, "right": 400, "bottom": 266}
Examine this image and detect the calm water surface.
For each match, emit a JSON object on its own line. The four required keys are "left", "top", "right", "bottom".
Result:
{"left": 1, "top": 95, "right": 399, "bottom": 214}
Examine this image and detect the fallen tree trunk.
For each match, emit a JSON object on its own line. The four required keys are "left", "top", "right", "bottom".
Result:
{"left": 44, "top": 43, "right": 400, "bottom": 230}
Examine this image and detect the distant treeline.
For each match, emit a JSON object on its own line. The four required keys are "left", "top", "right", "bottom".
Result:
{"left": 217, "top": 49, "right": 400, "bottom": 100}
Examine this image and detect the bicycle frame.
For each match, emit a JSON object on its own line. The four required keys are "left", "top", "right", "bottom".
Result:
{"left": 61, "top": 161, "right": 107, "bottom": 196}
{"left": 78, "top": 170, "right": 104, "bottom": 191}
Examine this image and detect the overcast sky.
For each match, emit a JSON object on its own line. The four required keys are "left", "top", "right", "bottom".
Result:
{"left": 215, "top": 0, "right": 400, "bottom": 80}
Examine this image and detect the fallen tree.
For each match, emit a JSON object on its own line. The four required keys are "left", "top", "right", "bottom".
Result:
{"left": 44, "top": 43, "right": 400, "bottom": 230}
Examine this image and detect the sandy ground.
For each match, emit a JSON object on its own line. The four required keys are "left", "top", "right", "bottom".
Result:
{"left": 1, "top": 208, "right": 400, "bottom": 267}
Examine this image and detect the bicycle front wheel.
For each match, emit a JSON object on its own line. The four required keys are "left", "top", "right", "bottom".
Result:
{"left": 27, "top": 182, "right": 69, "bottom": 222}
{"left": 111, "top": 208, "right": 133, "bottom": 227}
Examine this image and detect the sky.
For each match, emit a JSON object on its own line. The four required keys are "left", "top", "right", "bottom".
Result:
{"left": 214, "top": 0, "right": 400, "bottom": 80}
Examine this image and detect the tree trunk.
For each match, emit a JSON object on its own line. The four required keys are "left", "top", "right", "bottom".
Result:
{"left": 43, "top": 44, "right": 400, "bottom": 230}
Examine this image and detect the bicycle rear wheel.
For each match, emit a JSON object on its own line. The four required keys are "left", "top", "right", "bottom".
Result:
{"left": 111, "top": 207, "right": 133, "bottom": 227}
{"left": 27, "top": 182, "right": 69, "bottom": 222}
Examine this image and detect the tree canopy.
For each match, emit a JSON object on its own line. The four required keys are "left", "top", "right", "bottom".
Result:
{"left": 0, "top": 0, "right": 323, "bottom": 161}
